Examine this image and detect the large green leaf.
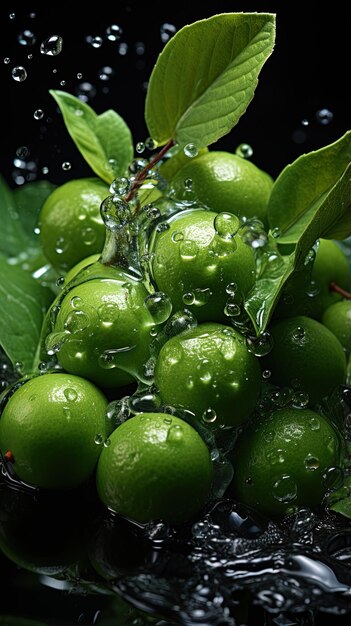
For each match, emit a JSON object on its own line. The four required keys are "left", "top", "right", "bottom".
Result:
{"left": 13, "top": 180, "right": 54, "bottom": 238}
{"left": 50, "top": 90, "right": 133, "bottom": 183}
{"left": 145, "top": 13, "right": 275, "bottom": 148}
{"left": 268, "top": 131, "right": 351, "bottom": 242}
{"left": 0, "top": 256, "right": 52, "bottom": 374}
{"left": 0, "top": 175, "right": 29, "bottom": 259}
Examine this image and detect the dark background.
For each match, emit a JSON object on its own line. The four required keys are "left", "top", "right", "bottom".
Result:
{"left": 0, "top": 1, "right": 349, "bottom": 188}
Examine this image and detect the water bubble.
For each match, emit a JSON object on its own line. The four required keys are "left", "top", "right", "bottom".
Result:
{"left": 292, "top": 326, "right": 306, "bottom": 345}
{"left": 62, "top": 161, "right": 71, "bottom": 171}
{"left": 75, "top": 82, "right": 96, "bottom": 102}
{"left": 18, "top": 30, "right": 36, "bottom": 46}
{"left": 306, "top": 280, "right": 320, "bottom": 297}
{"left": 179, "top": 239, "right": 198, "bottom": 259}
{"left": 106, "top": 24, "right": 123, "bottom": 41}
{"left": 9, "top": 13, "right": 16, "bottom": 20}
{"left": 183, "top": 292, "right": 195, "bottom": 306}
{"left": 98, "top": 66, "right": 114, "bottom": 81}
{"left": 118, "top": 42, "right": 128, "bottom": 56}
{"left": 304, "top": 454, "right": 320, "bottom": 471}
{"left": 193, "top": 288, "right": 211, "bottom": 307}
{"left": 4, "top": 58, "right": 10, "bottom": 64}
{"left": 242, "top": 227, "right": 268, "bottom": 249}
{"left": 129, "top": 158, "right": 148, "bottom": 174}
{"left": 184, "top": 143, "right": 198, "bottom": 158}
{"left": 292, "top": 391, "right": 309, "bottom": 408}
{"left": 136, "top": 141, "right": 145, "bottom": 154}
{"left": 271, "top": 227, "right": 281, "bottom": 238}
{"left": 100, "top": 195, "right": 131, "bottom": 232}
{"left": 246, "top": 331, "right": 274, "bottom": 357}
{"left": 33, "top": 109, "right": 44, "bottom": 120}
{"left": 224, "top": 300, "right": 241, "bottom": 317}
{"left": 301, "top": 118, "right": 309, "bottom": 126}
{"left": 160, "top": 23, "right": 177, "bottom": 43}
{"left": 322, "top": 466, "right": 344, "bottom": 491}
{"left": 267, "top": 449, "right": 285, "bottom": 465}
{"left": 90, "top": 36, "right": 103, "bottom": 49}
{"left": 202, "top": 408, "right": 217, "bottom": 424}
{"left": 64, "top": 388, "right": 78, "bottom": 402}
{"left": 214, "top": 213, "right": 240, "bottom": 240}
{"left": 316, "top": 108, "right": 333, "bottom": 125}
{"left": 110, "top": 177, "right": 130, "bottom": 195}
{"left": 225, "top": 283, "right": 237, "bottom": 296}
{"left": 76, "top": 72, "right": 83, "bottom": 79}
{"left": 235, "top": 143, "right": 253, "bottom": 159}
{"left": 60, "top": 80, "right": 66, "bottom": 86}
{"left": 16, "top": 146, "right": 30, "bottom": 158}
{"left": 40, "top": 35, "right": 63, "bottom": 56}
{"left": 167, "top": 424, "right": 183, "bottom": 443}
{"left": 272, "top": 475, "right": 297, "bottom": 503}
{"left": 262, "top": 369, "right": 271, "bottom": 380}
{"left": 145, "top": 137, "right": 156, "bottom": 150}
{"left": 144, "top": 292, "right": 172, "bottom": 325}
{"left": 12, "top": 66, "right": 27, "bottom": 82}
{"left": 27, "top": 53, "right": 33, "bottom": 60}
{"left": 171, "top": 230, "right": 184, "bottom": 243}
{"left": 103, "top": 439, "right": 111, "bottom": 448}
{"left": 42, "top": 166, "right": 49, "bottom": 175}
{"left": 64, "top": 310, "right": 89, "bottom": 334}
{"left": 95, "top": 433, "right": 104, "bottom": 445}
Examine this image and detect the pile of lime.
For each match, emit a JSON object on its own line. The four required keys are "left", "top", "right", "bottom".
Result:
{"left": 1, "top": 12, "right": 351, "bottom": 538}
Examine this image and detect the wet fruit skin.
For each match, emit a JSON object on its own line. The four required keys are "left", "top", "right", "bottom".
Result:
{"left": 39, "top": 178, "right": 108, "bottom": 273}
{"left": 230, "top": 408, "right": 344, "bottom": 517}
{"left": 154, "top": 322, "right": 261, "bottom": 428}
{"left": 322, "top": 301, "right": 351, "bottom": 352}
{"left": 0, "top": 373, "right": 108, "bottom": 489}
{"left": 151, "top": 208, "right": 256, "bottom": 324}
{"left": 96, "top": 412, "right": 213, "bottom": 525}
{"left": 53, "top": 276, "right": 154, "bottom": 388}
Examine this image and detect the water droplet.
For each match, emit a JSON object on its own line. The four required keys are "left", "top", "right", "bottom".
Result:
{"left": 55, "top": 236, "right": 67, "bottom": 254}
{"left": 12, "top": 66, "right": 27, "bottom": 82}
{"left": 136, "top": 141, "right": 145, "bottom": 154}
{"left": 183, "top": 143, "right": 198, "bottom": 158}
{"left": 40, "top": 35, "right": 63, "bottom": 56}
{"left": 98, "top": 302, "right": 119, "bottom": 325}
{"left": 4, "top": 57, "right": 10, "bottom": 65}
{"left": 42, "top": 166, "right": 49, "bottom": 175}
{"left": 167, "top": 424, "right": 183, "bottom": 443}
{"left": 145, "top": 137, "right": 156, "bottom": 150}
{"left": 75, "top": 82, "right": 96, "bottom": 102}
{"left": 184, "top": 177, "right": 193, "bottom": 191}
{"left": 224, "top": 300, "right": 241, "bottom": 317}
{"left": 89, "top": 36, "right": 103, "bottom": 49}
{"left": 64, "top": 388, "right": 78, "bottom": 402}
{"left": 103, "top": 438, "right": 111, "bottom": 448}
{"left": 202, "top": 408, "right": 217, "bottom": 424}
{"left": 272, "top": 475, "right": 297, "bottom": 503}
{"left": 301, "top": 118, "right": 309, "bottom": 126}
{"left": 214, "top": 212, "right": 240, "bottom": 240}
{"left": 18, "top": 30, "right": 36, "bottom": 46}
{"left": 271, "top": 227, "right": 281, "bottom": 238}
{"left": 246, "top": 331, "right": 274, "bottom": 357}
{"left": 235, "top": 143, "right": 253, "bottom": 158}
{"left": 9, "top": 13, "right": 16, "bottom": 20}
{"left": 118, "top": 42, "right": 128, "bottom": 56}
{"left": 95, "top": 433, "right": 104, "bottom": 445}
{"left": 171, "top": 230, "right": 184, "bottom": 243}
{"left": 267, "top": 449, "right": 285, "bottom": 465}
{"left": 182, "top": 291, "right": 195, "bottom": 306}
{"left": 144, "top": 292, "right": 172, "bottom": 324}
{"left": 64, "top": 310, "right": 89, "bottom": 334}
{"left": 304, "top": 454, "right": 320, "bottom": 471}
{"left": 197, "top": 358, "right": 212, "bottom": 383}
{"left": 98, "top": 66, "right": 114, "bottom": 81}
{"left": 309, "top": 417, "right": 320, "bottom": 431}
{"left": 193, "top": 287, "right": 212, "bottom": 307}
{"left": 160, "top": 23, "right": 177, "bottom": 43}
{"left": 16, "top": 146, "right": 30, "bottom": 158}
{"left": 60, "top": 80, "right": 66, "bottom": 86}
{"left": 225, "top": 283, "right": 237, "bottom": 296}
{"left": 292, "top": 391, "right": 309, "bottom": 408}
{"left": 110, "top": 177, "right": 130, "bottom": 195}
{"left": 292, "top": 326, "right": 306, "bottom": 345}
{"left": 106, "top": 24, "right": 123, "bottom": 41}
{"left": 81, "top": 227, "right": 97, "bottom": 245}
{"left": 62, "top": 161, "right": 71, "bottom": 171}
{"left": 179, "top": 239, "right": 198, "bottom": 259}
{"left": 322, "top": 466, "right": 344, "bottom": 491}
{"left": 33, "top": 109, "right": 44, "bottom": 120}
{"left": 316, "top": 108, "right": 333, "bottom": 125}
{"left": 306, "top": 280, "right": 320, "bottom": 297}
{"left": 262, "top": 369, "right": 271, "bottom": 380}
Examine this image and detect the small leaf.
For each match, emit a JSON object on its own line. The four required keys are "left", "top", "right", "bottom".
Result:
{"left": 0, "top": 256, "right": 53, "bottom": 374}
{"left": 145, "top": 13, "right": 275, "bottom": 148}
{"left": 328, "top": 476, "right": 351, "bottom": 520}
{"left": 50, "top": 90, "right": 133, "bottom": 183}
{"left": 268, "top": 130, "right": 351, "bottom": 242}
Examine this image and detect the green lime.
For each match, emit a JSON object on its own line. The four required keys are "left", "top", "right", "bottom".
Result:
{"left": 276, "top": 239, "right": 351, "bottom": 320}
{"left": 322, "top": 301, "right": 351, "bottom": 352}
{"left": 263, "top": 316, "right": 346, "bottom": 404}
{"left": 0, "top": 373, "right": 108, "bottom": 489}
{"left": 53, "top": 277, "right": 153, "bottom": 388}
{"left": 96, "top": 413, "right": 213, "bottom": 524}
{"left": 230, "top": 407, "right": 344, "bottom": 517}
{"left": 39, "top": 178, "right": 108, "bottom": 272}
{"left": 171, "top": 151, "right": 273, "bottom": 226}
{"left": 151, "top": 209, "right": 256, "bottom": 323}
{"left": 64, "top": 253, "right": 100, "bottom": 285}
{"left": 154, "top": 322, "right": 261, "bottom": 428}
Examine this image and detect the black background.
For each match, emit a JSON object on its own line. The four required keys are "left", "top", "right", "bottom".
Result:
{"left": 0, "top": 1, "right": 349, "bottom": 188}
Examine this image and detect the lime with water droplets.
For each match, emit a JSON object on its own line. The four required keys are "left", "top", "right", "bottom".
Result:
{"left": 322, "top": 301, "right": 351, "bottom": 352}
{"left": 96, "top": 412, "right": 213, "bottom": 524}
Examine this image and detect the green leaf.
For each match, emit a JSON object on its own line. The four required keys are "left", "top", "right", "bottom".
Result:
{"left": 14, "top": 180, "right": 54, "bottom": 238}
{"left": 159, "top": 145, "right": 208, "bottom": 181}
{"left": 0, "top": 256, "right": 53, "bottom": 374}
{"left": 50, "top": 90, "right": 133, "bottom": 183}
{"left": 0, "top": 175, "right": 29, "bottom": 259}
{"left": 268, "top": 131, "right": 351, "bottom": 242}
{"left": 145, "top": 13, "right": 275, "bottom": 148}
{"left": 328, "top": 476, "right": 351, "bottom": 519}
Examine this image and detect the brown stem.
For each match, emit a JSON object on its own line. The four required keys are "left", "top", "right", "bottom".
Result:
{"left": 125, "top": 139, "right": 174, "bottom": 204}
{"left": 4, "top": 450, "right": 14, "bottom": 463}
{"left": 329, "top": 282, "right": 351, "bottom": 300}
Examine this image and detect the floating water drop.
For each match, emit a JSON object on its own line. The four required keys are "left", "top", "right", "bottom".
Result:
{"left": 75, "top": 82, "right": 96, "bottom": 102}
{"left": 184, "top": 143, "right": 198, "bottom": 158}
{"left": 262, "top": 369, "right": 271, "bottom": 380}
{"left": 4, "top": 57, "right": 10, "bottom": 64}
{"left": 106, "top": 24, "right": 123, "bottom": 41}
{"left": 9, "top": 13, "right": 16, "bottom": 20}
{"left": 62, "top": 161, "right": 71, "bottom": 171}
{"left": 40, "top": 35, "right": 63, "bottom": 56}
{"left": 90, "top": 36, "right": 103, "bottom": 49}
{"left": 42, "top": 166, "right": 49, "bottom": 175}
{"left": 33, "top": 109, "right": 44, "bottom": 120}
{"left": 145, "top": 137, "right": 156, "bottom": 150}
{"left": 167, "top": 424, "right": 183, "bottom": 443}
{"left": 118, "top": 42, "right": 128, "bottom": 56}
{"left": 60, "top": 80, "right": 66, "bottom": 86}
{"left": 98, "top": 66, "right": 114, "bottom": 81}
{"left": 16, "top": 146, "right": 30, "bottom": 158}
{"left": 135, "top": 42, "right": 145, "bottom": 55}
{"left": 160, "top": 23, "right": 177, "bottom": 43}
{"left": 301, "top": 118, "right": 309, "bottom": 126}
{"left": 12, "top": 66, "right": 27, "bottom": 82}
{"left": 235, "top": 143, "right": 253, "bottom": 158}
{"left": 202, "top": 408, "right": 217, "bottom": 424}
{"left": 225, "top": 283, "right": 237, "bottom": 296}
{"left": 316, "top": 108, "right": 333, "bottom": 125}
{"left": 136, "top": 141, "right": 145, "bottom": 154}
{"left": 18, "top": 30, "right": 36, "bottom": 46}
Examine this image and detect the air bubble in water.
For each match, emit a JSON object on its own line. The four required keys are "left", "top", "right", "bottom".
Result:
{"left": 40, "top": 35, "right": 63, "bottom": 56}
{"left": 235, "top": 143, "right": 253, "bottom": 158}
{"left": 144, "top": 292, "right": 173, "bottom": 325}
{"left": 184, "top": 143, "right": 198, "bottom": 158}
{"left": 316, "top": 108, "right": 333, "bottom": 125}
{"left": 12, "top": 66, "right": 27, "bottom": 82}
{"left": 214, "top": 212, "right": 240, "bottom": 240}
{"left": 62, "top": 161, "right": 71, "bottom": 171}
{"left": 18, "top": 30, "right": 36, "bottom": 46}
{"left": 106, "top": 24, "right": 123, "bottom": 41}
{"left": 160, "top": 23, "right": 177, "bottom": 43}
{"left": 34, "top": 109, "right": 44, "bottom": 120}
